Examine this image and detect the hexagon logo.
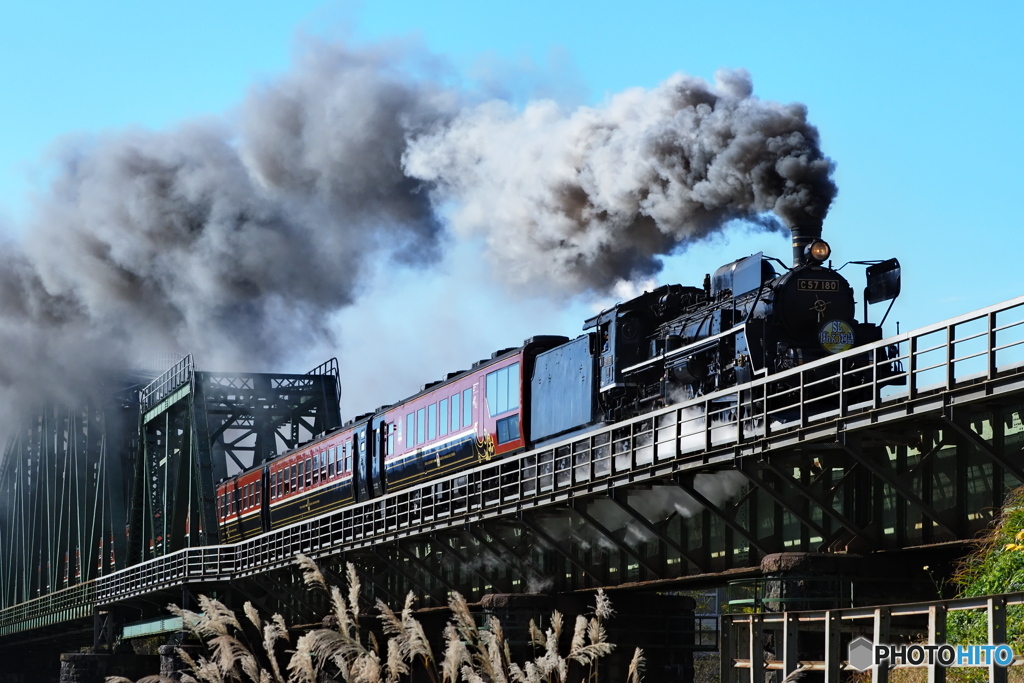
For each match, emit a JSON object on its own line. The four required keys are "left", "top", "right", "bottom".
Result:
{"left": 848, "top": 637, "right": 874, "bottom": 671}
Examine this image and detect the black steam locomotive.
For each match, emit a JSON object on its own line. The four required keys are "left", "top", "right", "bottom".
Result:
{"left": 217, "top": 225, "right": 901, "bottom": 540}
{"left": 528, "top": 226, "right": 901, "bottom": 441}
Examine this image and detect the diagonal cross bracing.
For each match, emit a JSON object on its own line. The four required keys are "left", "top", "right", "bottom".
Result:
{"left": 3, "top": 301, "right": 1024, "bottom": 637}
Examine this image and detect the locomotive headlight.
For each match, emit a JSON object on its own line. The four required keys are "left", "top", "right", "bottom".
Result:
{"left": 806, "top": 239, "right": 831, "bottom": 263}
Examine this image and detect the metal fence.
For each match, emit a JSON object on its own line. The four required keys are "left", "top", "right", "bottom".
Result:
{"left": 139, "top": 353, "right": 194, "bottom": 412}
{"left": 0, "top": 581, "right": 94, "bottom": 636}
{"left": 3, "top": 296, "right": 1024, "bottom": 639}
{"left": 723, "top": 591, "right": 1024, "bottom": 682}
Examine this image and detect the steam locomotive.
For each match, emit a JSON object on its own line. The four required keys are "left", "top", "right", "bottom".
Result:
{"left": 217, "top": 225, "right": 901, "bottom": 542}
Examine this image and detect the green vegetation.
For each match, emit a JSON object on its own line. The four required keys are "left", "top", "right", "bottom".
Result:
{"left": 949, "top": 487, "right": 1024, "bottom": 650}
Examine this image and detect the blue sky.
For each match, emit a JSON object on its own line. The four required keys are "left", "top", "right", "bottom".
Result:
{"left": 1, "top": 0, "right": 1021, "bottom": 414}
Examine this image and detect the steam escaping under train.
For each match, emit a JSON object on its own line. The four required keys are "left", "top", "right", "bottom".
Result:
{"left": 217, "top": 224, "right": 902, "bottom": 542}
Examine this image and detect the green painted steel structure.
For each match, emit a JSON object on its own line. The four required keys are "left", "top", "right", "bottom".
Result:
{"left": 0, "top": 298, "right": 1023, "bottom": 650}
{"left": 132, "top": 355, "right": 342, "bottom": 561}
{"left": 0, "top": 356, "right": 341, "bottom": 639}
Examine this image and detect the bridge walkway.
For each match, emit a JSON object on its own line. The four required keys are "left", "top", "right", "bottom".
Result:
{"left": 2, "top": 296, "right": 1024, "bottom": 645}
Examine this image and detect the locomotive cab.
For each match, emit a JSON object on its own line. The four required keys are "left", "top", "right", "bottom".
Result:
{"left": 584, "top": 284, "right": 705, "bottom": 419}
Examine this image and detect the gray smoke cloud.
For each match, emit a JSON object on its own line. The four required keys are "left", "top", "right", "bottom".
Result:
{"left": 0, "top": 40, "right": 837, "bottom": 427}
{"left": 23, "top": 42, "right": 453, "bottom": 370}
{"left": 403, "top": 68, "right": 836, "bottom": 293}
{"left": 0, "top": 40, "right": 456, "bottom": 427}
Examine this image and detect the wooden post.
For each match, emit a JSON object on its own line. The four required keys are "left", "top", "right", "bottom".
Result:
{"left": 783, "top": 612, "right": 799, "bottom": 679}
{"left": 721, "top": 615, "right": 737, "bottom": 683}
{"left": 749, "top": 614, "right": 764, "bottom": 683}
{"left": 825, "top": 611, "right": 841, "bottom": 683}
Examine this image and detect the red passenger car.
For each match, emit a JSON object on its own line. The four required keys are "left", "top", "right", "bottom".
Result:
{"left": 216, "top": 336, "right": 567, "bottom": 539}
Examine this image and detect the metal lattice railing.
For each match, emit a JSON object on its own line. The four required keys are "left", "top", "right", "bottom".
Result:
{"left": 5, "top": 296, "right": 1024, "bottom": 637}
{"left": 140, "top": 354, "right": 194, "bottom": 412}
{"left": 722, "top": 591, "right": 1024, "bottom": 681}
{"left": 0, "top": 582, "right": 94, "bottom": 637}
{"left": 87, "top": 296, "right": 1024, "bottom": 604}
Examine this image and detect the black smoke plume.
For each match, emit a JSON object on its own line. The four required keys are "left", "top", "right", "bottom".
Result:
{"left": 0, "top": 41, "right": 836, "bottom": 427}
{"left": 404, "top": 68, "right": 836, "bottom": 292}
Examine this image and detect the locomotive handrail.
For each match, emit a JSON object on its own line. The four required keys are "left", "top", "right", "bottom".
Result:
{"left": 6, "top": 295, "right": 1024, "bottom": 636}
{"left": 621, "top": 323, "right": 753, "bottom": 374}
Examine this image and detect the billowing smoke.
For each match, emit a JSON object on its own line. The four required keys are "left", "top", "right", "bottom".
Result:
{"left": 0, "top": 39, "right": 836, "bottom": 427}
{"left": 404, "top": 68, "right": 836, "bottom": 293}
{"left": 22, "top": 42, "right": 452, "bottom": 371}
{"left": 0, "top": 41, "right": 456, "bottom": 425}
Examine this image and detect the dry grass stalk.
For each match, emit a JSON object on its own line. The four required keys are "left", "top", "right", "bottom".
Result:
{"left": 212, "top": 633, "right": 264, "bottom": 680}
{"left": 262, "top": 613, "right": 290, "bottom": 683}
{"left": 286, "top": 556, "right": 392, "bottom": 683}
{"left": 295, "top": 554, "right": 328, "bottom": 594}
{"left": 626, "top": 647, "right": 644, "bottom": 683}
{"left": 168, "top": 595, "right": 241, "bottom": 641}
{"left": 508, "top": 589, "right": 623, "bottom": 683}
{"left": 378, "top": 592, "right": 436, "bottom": 683}
{"left": 286, "top": 633, "right": 317, "bottom": 683}
{"left": 441, "top": 622, "right": 471, "bottom": 682}
{"left": 176, "top": 646, "right": 227, "bottom": 683}
{"left": 125, "top": 556, "right": 624, "bottom": 683}
{"left": 164, "top": 594, "right": 288, "bottom": 683}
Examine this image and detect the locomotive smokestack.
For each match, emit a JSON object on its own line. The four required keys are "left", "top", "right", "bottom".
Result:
{"left": 791, "top": 225, "right": 822, "bottom": 267}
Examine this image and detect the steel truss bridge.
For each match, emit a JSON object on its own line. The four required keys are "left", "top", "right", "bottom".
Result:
{"left": 2, "top": 297, "right": 1024, "bottom": 653}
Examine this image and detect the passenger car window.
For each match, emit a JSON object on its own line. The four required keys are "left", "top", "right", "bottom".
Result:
{"left": 486, "top": 363, "right": 520, "bottom": 417}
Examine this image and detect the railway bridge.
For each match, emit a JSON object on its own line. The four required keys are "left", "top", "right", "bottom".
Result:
{"left": 1, "top": 296, "right": 1024, "bottom": 679}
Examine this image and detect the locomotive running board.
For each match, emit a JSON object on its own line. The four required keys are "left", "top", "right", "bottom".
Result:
{"left": 620, "top": 324, "right": 766, "bottom": 378}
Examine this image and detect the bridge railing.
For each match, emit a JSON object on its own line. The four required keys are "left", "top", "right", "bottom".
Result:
{"left": 722, "top": 591, "right": 1024, "bottom": 681}
{"left": 97, "top": 545, "right": 236, "bottom": 603}
{"left": 104, "top": 296, "right": 1024, "bottom": 582}
{"left": 140, "top": 353, "right": 194, "bottom": 412}
{"left": 9, "top": 296, "right": 1024, "bottom": 633}
{"left": 0, "top": 581, "right": 95, "bottom": 637}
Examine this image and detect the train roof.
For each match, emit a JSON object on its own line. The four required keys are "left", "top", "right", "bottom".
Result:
{"left": 217, "top": 335, "right": 568, "bottom": 486}
{"left": 369, "top": 335, "right": 568, "bottom": 410}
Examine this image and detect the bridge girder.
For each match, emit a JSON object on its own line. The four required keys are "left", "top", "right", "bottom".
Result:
{"left": 0, "top": 356, "right": 341, "bottom": 611}
{"left": 2, "top": 297, "right": 1024, "bottom": 648}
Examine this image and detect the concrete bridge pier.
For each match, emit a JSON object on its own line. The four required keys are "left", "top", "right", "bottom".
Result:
{"left": 58, "top": 651, "right": 157, "bottom": 683}
{"left": 159, "top": 644, "right": 204, "bottom": 680}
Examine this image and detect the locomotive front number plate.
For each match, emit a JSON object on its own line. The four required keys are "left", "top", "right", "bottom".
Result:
{"left": 798, "top": 279, "right": 839, "bottom": 291}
